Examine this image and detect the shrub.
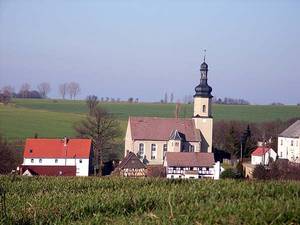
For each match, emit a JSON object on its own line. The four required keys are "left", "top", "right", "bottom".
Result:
{"left": 252, "top": 165, "right": 269, "bottom": 180}
{"left": 220, "top": 168, "right": 237, "bottom": 179}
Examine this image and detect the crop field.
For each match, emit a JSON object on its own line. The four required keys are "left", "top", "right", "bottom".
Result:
{"left": 0, "top": 176, "right": 299, "bottom": 225}
{"left": 1, "top": 98, "right": 300, "bottom": 141}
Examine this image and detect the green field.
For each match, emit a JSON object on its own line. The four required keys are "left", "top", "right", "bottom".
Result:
{"left": 1, "top": 176, "right": 299, "bottom": 224}
{"left": 1, "top": 98, "right": 300, "bottom": 140}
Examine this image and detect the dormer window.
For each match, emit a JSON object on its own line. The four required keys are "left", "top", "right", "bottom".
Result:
{"left": 29, "top": 149, "right": 33, "bottom": 153}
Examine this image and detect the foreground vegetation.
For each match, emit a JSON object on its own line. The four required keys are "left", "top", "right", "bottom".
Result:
{"left": 0, "top": 176, "right": 299, "bottom": 225}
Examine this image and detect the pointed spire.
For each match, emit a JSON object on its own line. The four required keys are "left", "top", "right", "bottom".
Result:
{"left": 203, "top": 49, "right": 206, "bottom": 62}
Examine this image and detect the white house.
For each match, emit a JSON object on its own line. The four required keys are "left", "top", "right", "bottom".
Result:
{"left": 163, "top": 152, "right": 222, "bottom": 180}
{"left": 20, "top": 137, "right": 93, "bottom": 176}
{"left": 278, "top": 120, "right": 300, "bottom": 163}
{"left": 251, "top": 147, "right": 277, "bottom": 165}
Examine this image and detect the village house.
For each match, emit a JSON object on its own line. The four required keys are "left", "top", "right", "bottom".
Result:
{"left": 124, "top": 59, "right": 214, "bottom": 166}
{"left": 163, "top": 152, "right": 222, "bottom": 179}
{"left": 251, "top": 146, "right": 277, "bottom": 165}
{"left": 113, "top": 151, "right": 146, "bottom": 177}
{"left": 19, "top": 137, "right": 93, "bottom": 176}
{"left": 278, "top": 120, "right": 300, "bottom": 163}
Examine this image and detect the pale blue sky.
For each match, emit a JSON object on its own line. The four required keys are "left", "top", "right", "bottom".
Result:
{"left": 0, "top": 0, "right": 299, "bottom": 104}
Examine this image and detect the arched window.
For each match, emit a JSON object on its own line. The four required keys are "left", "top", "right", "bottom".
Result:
{"left": 139, "top": 143, "right": 144, "bottom": 157}
{"left": 202, "top": 105, "right": 206, "bottom": 113}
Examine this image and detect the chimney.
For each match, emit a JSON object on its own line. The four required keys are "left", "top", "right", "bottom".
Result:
{"left": 257, "top": 141, "right": 263, "bottom": 147}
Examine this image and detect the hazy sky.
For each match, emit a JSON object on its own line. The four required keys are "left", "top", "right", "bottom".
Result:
{"left": 0, "top": 0, "right": 299, "bottom": 104}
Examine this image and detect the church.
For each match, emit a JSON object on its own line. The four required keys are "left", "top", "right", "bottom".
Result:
{"left": 124, "top": 59, "right": 214, "bottom": 165}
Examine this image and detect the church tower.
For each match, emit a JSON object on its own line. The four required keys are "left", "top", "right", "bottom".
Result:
{"left": 193, "top": 57, "right": 213, "bottom": 152}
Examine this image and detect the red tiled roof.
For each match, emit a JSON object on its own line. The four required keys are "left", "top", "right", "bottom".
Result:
{"left": 165, "top": 152, "right": 215, "bottom": 167}
{"left": 20, "top": 165, "right": 76, "bottom": 176}
{"left": 23, "top": 138, "right": 92, "bottom": 159}
{"left": 251, "top": 147, "right": 271, "bottom": 156}
{"left": 129, "top": 117, "right": 201, "bottom": 142}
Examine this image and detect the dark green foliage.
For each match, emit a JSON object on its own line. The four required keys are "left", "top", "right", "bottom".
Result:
{"left": 220, "top": 166, "right": 243, "bottom": 179}
{"left": 220, "top": 168, "right": 237, "bottom": 179}
{"left": 0, "top": 176, "right": 300, "bottom": 224}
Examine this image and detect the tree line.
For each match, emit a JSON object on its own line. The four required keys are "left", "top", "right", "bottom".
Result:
{"left": 213, "top": 117, "right": 300, "bottom": 160}
{"left": 0, "top": 82, "right": 81, "bottom": 103}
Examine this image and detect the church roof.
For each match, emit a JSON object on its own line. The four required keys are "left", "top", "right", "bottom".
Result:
{"left": 129, "top": 117, "right": 201, "bottom": 142}
{"left": 279, "top": 120, "right": 300, "bottom": 138}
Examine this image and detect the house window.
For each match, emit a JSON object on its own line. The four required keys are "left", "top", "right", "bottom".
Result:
{"left": 55, "top": 159, "right": 58, "bottom": 163}
{"left": 151, "top": 144, "right": 156, "bottom": 159}
{"left": 79, "top": 159, "right": 83, "bottom": 163}
{"left": 280, "top": 151, "right": 282, "bottom": 157}
{"left": 39, "top": 159, "right": 42, "bottom": 163}
{"left": 291, "top": 140, "right": 294, "bottom": 146}
{"left": 29, "top": 149, "right": 33, "bottom": 153}
{"left": 31, "top": 159, "right": 34, "bottom": 163}
{"left": 138, "top": 143, "right": 144, "bottom": 157}
{"left": 202, "top": 105, "right": 206, "bottom": 113}
{"left": 281, "top": 140, "right": 283, "bottom": 146}
{"left": 163, "top": 144, "right": 167, "bottom": 159}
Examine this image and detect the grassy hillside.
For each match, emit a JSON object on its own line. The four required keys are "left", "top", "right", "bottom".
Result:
{"left": 1, "top": 176, "right": 299, "bottom": 224}
{"left": 14, "top": 98, "right": 300, "bottom": 122}
{"left": 1, "top": 98, "right": 300, "bottom": 140}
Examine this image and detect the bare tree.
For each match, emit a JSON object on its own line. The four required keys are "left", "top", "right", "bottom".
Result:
{"left": 164, "top": 92, "right": 168, "bottom": 103}
{"left": 1, "top": 86, "right": 14, "bottom": 97}
{"left": 67, "top": 82, "right": 80, "bottom": 99}
{"left": 74, "top": 107, "right": 120, "bottom": 176}
{"left": 170, "top": 93, "right": 174, "bottom": 103}
{"left": 0, "top": 135, "right": 22, "bottom": 174}
{"left": 19, "top": 83, "right": 31, "bottom": 98}
{"left": 86, "top": 95, "right": 99, "bottom": 115}
{"left": 37, "top": 82, "right": 51, "bottom": 98}
{"left": 59, "top": 83, "right": 68, "bottom": 99}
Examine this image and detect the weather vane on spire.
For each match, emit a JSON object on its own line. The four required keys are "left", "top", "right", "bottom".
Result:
{"left": 203, "top": 49, "right": 206, "bottom": 62}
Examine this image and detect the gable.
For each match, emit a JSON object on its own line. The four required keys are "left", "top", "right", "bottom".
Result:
{"left": 129, "top": 117, "right": 201, "bottom": 142}
{"left": 117, "top": 152, "right": 146, "bottom": 170}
